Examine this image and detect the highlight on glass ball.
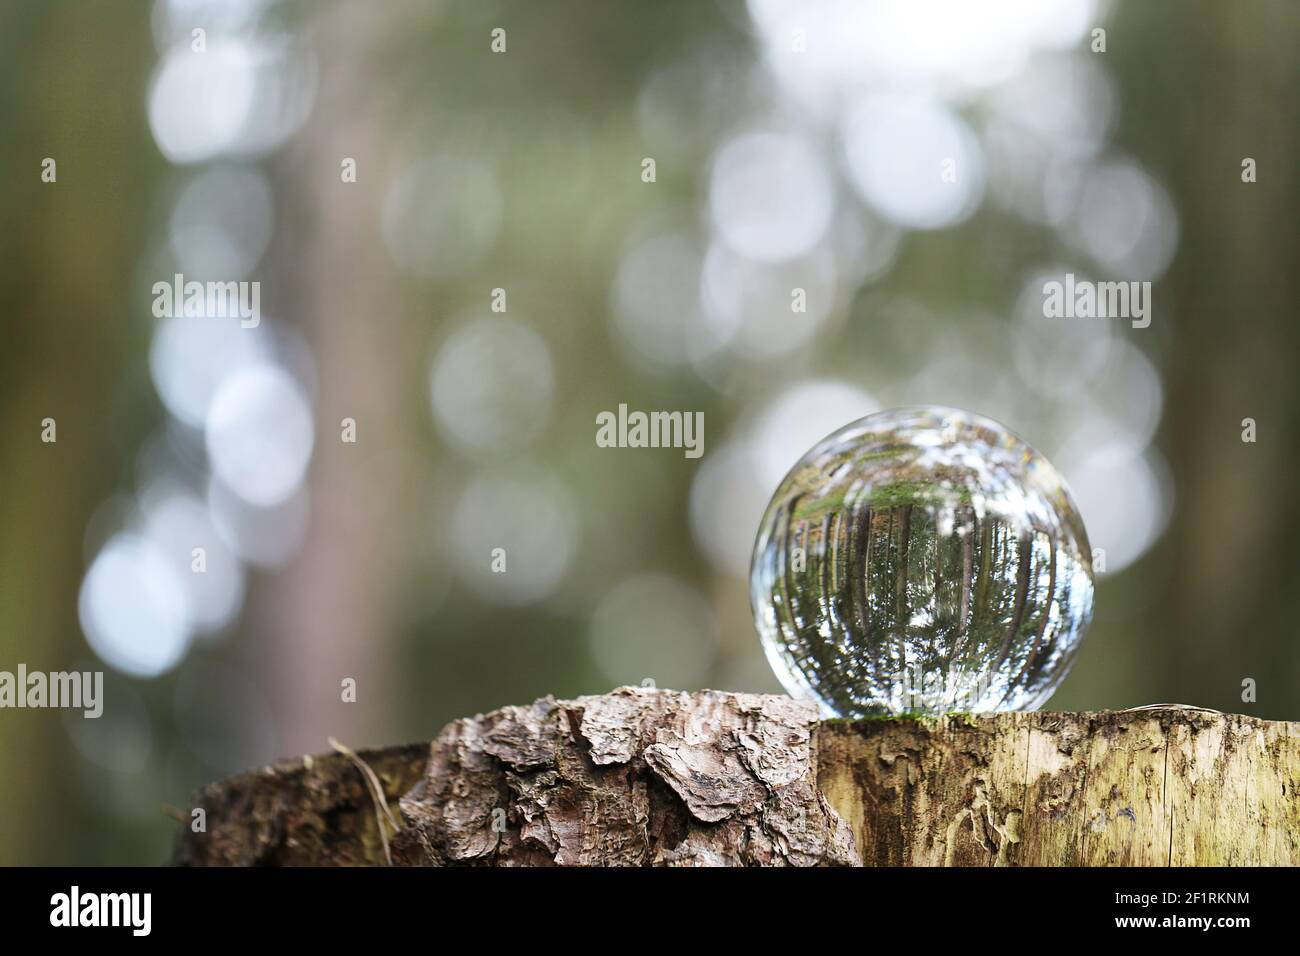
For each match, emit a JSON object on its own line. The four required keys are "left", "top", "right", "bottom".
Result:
{"left": 750, "top": 405, "right": 1094, "bottom": 718}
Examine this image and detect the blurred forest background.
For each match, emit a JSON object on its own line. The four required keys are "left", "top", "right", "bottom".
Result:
{"left": 0, "top": 0, "right": 1297, "bottom": 864}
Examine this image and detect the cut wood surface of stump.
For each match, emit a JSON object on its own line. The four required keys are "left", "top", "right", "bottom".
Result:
{"left": 175, "top": 687, "right": 1300, "bottom": 867}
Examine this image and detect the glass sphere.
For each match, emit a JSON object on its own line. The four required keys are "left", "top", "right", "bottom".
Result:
{"left": 750, "top": 406, "right": 1094, "bottom": 717}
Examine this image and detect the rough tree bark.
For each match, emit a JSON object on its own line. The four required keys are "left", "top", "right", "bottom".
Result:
{"left": 174, "top": 688, "right": 1300, "bottom": 866}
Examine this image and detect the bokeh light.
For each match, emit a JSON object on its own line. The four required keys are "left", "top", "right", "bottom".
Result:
{"left": 451, "top": 471, "right": 578, "bottom": 605}
{"left": 148, "top": 41, "right": 256, "bottom": 164}
{"left": 1070, "top": 158, "right": 1180, "bottom": 280}
{"left": 382, "top": 155, "right": 503, "bottom": 279}
{"left": 205, "top": 363, "right": 315, "bottom": 508}
{"left": 611, "top": 228, "right": 708, "bottom": 369}
{"left": 168, "top": 164, "right": 274, "bottom": 277}
{"left": 429, "top": 317, "right": 555, "bottom": 459}
{"left": 79, "top": 533, "right": 191, "bottom": 678}
{"left": 140, "top": 484, "right": 245, "bottom": 636}
{"left": 149, "top": 315, "right": 269, "bottom": 429}
{"left": 842, "top": 95, "right": 985, "bottom": 230}
{"left": 588, "top": 574, "right": 717, "bottom": 690}
{"left": 709, "top": 130, "right": 834, "bottom": 263}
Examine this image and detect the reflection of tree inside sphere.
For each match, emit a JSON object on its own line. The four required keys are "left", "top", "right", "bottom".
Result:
{"left": 750, "top": 406, "right": 1094, "bottom": 717}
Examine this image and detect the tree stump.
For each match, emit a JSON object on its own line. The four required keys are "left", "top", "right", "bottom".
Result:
{"left": 174, "top": 687, "right": 1300, "bottom": 866}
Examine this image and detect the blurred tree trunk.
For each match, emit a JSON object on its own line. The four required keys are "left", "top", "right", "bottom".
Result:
{"left": 0, "top": 1, "right": 159, "bottom": 864}
{"left": 247, "top": 0, "right": 411, "bottom": 758}
{"left": 1115, "top": 0, "right": 1300, "bottom": 717}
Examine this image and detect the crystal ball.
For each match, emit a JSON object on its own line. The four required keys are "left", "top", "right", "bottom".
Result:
{"left": 750, "top": 406, "right": 1094, "bottom": 717}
